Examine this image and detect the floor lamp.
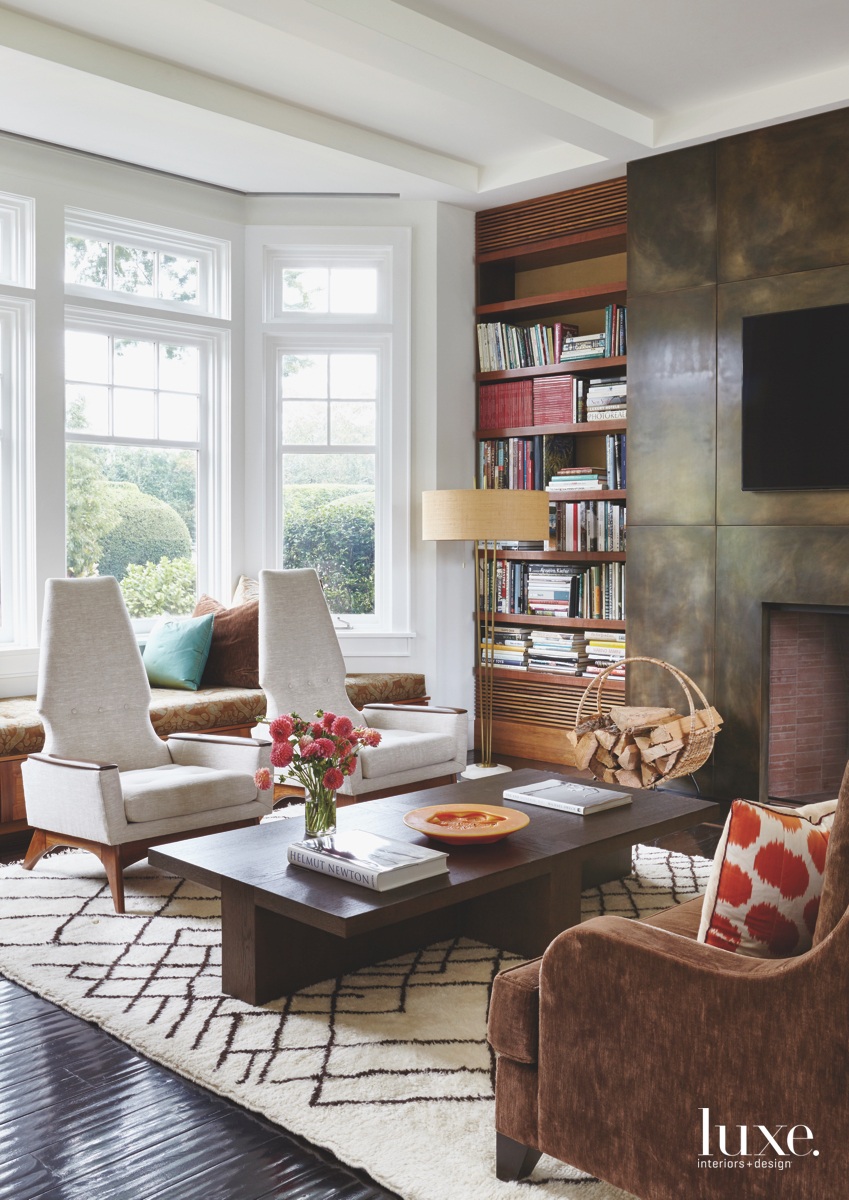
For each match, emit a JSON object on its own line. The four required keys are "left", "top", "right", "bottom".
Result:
{"left": 422, "top": 489, "right": 550, "bottom": 779}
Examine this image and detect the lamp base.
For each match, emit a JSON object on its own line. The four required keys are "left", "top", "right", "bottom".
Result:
{"left": 461, "top": 762, "right": 513, "bottom": 780}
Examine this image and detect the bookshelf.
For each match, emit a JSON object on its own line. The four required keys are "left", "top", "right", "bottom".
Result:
{"left": 474, "top": 179, "right": 628, "bottom": 766}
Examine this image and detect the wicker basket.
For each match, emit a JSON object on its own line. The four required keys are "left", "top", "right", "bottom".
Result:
{"left": 575, "top": 656, "right": 718, "bottom": 783}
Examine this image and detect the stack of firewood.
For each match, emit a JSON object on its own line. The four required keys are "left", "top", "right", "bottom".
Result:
{"left": 565, "top": 704, "right": 723, "bottom": 787}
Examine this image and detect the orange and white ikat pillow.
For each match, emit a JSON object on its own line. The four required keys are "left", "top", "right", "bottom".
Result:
{"left": 697, "top": 797, "right": 837, "bottom": 957}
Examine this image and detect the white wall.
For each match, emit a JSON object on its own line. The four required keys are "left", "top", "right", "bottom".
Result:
{"left": 0, "top": 137, "right": 476, "bottom": 719}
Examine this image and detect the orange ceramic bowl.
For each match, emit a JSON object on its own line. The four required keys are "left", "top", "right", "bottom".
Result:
{"left": 403, "top": 803, "right": 529, "bottom": 845}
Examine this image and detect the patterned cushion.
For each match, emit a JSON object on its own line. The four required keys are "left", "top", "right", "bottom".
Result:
{"left": 345, "top": 672, "right": 426, "bottom": 709}
{"left": 697, "top": 797, "right": 837, "bottom": 958}
{"left": 0, "top": 697, "right": 42, "bottom": 756}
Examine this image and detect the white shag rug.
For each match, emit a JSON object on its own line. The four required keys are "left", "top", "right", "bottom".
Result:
{"left": 0, "top": 835, "right": 711, "bottom": 1200}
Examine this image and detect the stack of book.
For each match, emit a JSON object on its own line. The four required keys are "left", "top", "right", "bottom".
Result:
{"left": 580, "top": 375, "right": 627, "bottom": 422}
{"left": 584, "top": 631, "right": 627, "bottom": 678}
{"left": 478, "top": 432, "right": 574, "bottom": 490}
{"left": 527, "top": 629, "right": 586, "bottom": 674}
{"left": 477, "top": 320, "right": 578, "bottom": 372}
{"left": 526, "top": 563, "right": 580, "bottom": 617}
{"left": 548, "top": 466, "right": 609, "bottom": 492}
{"left": 478, "top": 379, "right": 533, "bottom": 429}
{"left": 560, "top": 331, "right": 606, "bottom": 362}
{"left": 483, "top": 625, "right": 531, "bottom": 670}
{"left": 532, "top": 375, "right": 574, "bottom": 424}
{"left": 549, "top": 498, "right": 626, "bottom": 551}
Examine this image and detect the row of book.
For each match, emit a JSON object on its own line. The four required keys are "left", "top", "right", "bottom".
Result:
{"left": 576, "top": 375, "right": 627, "bottom": 422}
{"left": 480, "top": 560, "right": 626, "bottom": 621}
{"left": 477, "top": 320, "right": 578, "bottom": 373}
{"left": 559, "top": 306, "right": 627, "bottom": 361}
{"left": 479, "top": 435, "right": 625, "bottom": 493}
{"left": 478, "top": 375, "right": 578, "bottom": 431}
{"left": 479, "top": 433, "right": 573, "bottom": 490}
{"left": 484, "top": 625, "right": 627, "bottom": 677}
{"left": 548, "top": 499, "right": 626, "bottom": 552}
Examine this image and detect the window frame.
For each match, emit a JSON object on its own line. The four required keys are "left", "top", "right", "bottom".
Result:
{"left": 0, "top": 294, "right": 35, "bottom": 645}
{"left": 63, "top": 306, "right": 231, "bottom": 620}
{"left": 262, "top": 227, "right": 410, "bottom": 636}
{"left": 64, "top": 208, "right": 231, "bottom": 319}
{"left": 0, "top": 191, "right": 35, "bottom": 289}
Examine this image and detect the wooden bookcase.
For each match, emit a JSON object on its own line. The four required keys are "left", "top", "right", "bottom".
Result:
{"left": 474, "top": 179, "right": 627, "bottom": 765}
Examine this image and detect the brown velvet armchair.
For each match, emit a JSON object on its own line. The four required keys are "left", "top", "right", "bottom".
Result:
{"left": 487, "top": 766, "right": 849, "bottom": 1200}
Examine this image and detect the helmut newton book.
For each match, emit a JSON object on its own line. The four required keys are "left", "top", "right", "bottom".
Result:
{"left": 287, "top": 830, "right": 449, "bottom": 891}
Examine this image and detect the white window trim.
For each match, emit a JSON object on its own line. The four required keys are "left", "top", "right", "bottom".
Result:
{"left": 64, "top": 305, "right": 231, "bottom": 606}
{"left": 261, "top": 226, "right": 411, "bottom": 641}
{"left": 65, "top": 207, "right": 231, "bottom": 320}
{"left": 0, "top": 192, "right": 35, "bottom": 289}
{"left": 0, "top": 295, "right": 35, "bottom": 646}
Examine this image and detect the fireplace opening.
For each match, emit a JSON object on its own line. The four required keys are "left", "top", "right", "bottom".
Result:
{"left": 764, "top": 604, "right": 849, "bottom": 803}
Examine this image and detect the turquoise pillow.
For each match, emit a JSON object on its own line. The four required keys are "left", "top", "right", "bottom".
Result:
{"left": 143, "top": 613, "right": 215, "bottom": 691}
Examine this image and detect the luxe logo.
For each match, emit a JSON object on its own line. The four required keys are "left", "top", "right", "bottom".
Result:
{"left": 699, "top": 1108, "right": 819, "bottom": 1159}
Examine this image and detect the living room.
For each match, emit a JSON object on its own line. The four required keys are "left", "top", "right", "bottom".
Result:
{"left": 1, "top": 4, "right": 848, "bottom": 1199}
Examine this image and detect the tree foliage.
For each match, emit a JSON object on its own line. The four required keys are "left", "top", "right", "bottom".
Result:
{"left": 282, "top": 486, "right": 375, "bottom": 614}
{"left": 66, "top": 444, "right": 122, "bottom": 577}
{"left": 120, "top": 556, "right": 197, "bottom": 618}
{"left": 95, "top": 446, "right": 197, "bottom": 539}
{"left": 98, "top": 483, "right": 192, "bottom": 581}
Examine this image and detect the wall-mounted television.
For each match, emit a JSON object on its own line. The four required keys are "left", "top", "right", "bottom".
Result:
{"left": 742, "top": 302, "right": 849, "bottom": 491}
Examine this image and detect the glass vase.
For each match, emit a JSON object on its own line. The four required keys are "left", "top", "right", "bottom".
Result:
{"left": 304, "top": 783, "right": 337, "bottom": 838}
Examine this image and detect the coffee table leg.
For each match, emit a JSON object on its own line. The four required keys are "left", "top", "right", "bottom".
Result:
{"left": 458, "top": 869, "right": 583, "bottom": 958}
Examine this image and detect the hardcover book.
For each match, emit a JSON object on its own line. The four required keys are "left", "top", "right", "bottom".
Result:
{"left": 287, "top": 830, "right": 449, "bottom": 891}
{"left": 503, "top": 778, "right": 632, "bottom": 815}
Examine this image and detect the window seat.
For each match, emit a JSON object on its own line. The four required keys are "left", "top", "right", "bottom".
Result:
{"left": 0, "top": 672, "right": 427, "bottom": 834}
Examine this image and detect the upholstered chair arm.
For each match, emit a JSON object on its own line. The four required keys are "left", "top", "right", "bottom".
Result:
{"left": 531, "top": 915, "right": 848, "bottom": 1196}
{"left": 167, "top": 733, "right": 273, "bottom": 775}
{"left": 21, "top": 754, "right": 127, "bottom": 844}
{"left": 361, "top": 704, "right": 468, "bottom": 757}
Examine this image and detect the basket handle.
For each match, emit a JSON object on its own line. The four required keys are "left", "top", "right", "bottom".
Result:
{"left": 575, "top": 656, "right": 715, "bottom": 739}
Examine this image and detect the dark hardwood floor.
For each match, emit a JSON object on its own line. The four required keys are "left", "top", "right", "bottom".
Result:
{"left": 0, "top": 762, "right": 722, "bottom": 1200}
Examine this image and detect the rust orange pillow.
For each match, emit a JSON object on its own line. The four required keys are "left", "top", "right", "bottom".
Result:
{"left": 192, "top": 594, "right": 259, "bottom": 689}
{"left": 697, "top": 797, "right": 837, "bottom": 958}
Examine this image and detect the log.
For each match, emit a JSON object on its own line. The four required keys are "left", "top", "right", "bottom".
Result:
{"left": 617, "top": 742, "right": 641, "bottom": 771}
{"left": 608, "top": 705, "right": 676, "bottom": 731}
{"left": 641, "top": 762, "right": 661, "bottom": 787}
{"left": 574, "top": 732, "right": 598, "bottom": 771}
{"left": 641, "top": 737, "right": 684, "bottom": 764}
{"left": 594, "top": 746, "right": 617, "bottom": 769}
{"left": 649, "top": 724, "right": 674, "bottom": 746}
{"left": 615, "top": 769, "right": 643, "bottom": 789}
{"left": 595, "top": 729, "right": 618, "bottom": 751}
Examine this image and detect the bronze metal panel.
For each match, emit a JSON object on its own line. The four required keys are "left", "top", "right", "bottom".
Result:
{"left": 718, "top": 108, "right": 849, "bottom": 283}
{"left": 717, "top": 266, "right": 849, "bottom": 526}
{"left": 714, "top": 526, "right": 849, "bottom": 800}
{"left": 625, "top": 525, "right": 716, "bottom": 714}
{"left": 628, "top": 144, "right": 716, "bottom": 296}
{"left": 628, "top": 287, "right": 717, "bottom": 527}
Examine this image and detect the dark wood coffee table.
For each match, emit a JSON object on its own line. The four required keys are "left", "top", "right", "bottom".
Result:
{"left": 150, "top": 770, "right": 720, "bottom": 1005}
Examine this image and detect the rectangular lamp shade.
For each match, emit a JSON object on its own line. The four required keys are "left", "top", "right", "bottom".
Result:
{"left": 422, "top": 489, "right": 550, "bottom": 542}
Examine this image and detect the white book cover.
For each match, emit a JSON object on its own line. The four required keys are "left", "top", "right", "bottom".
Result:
{"left": 288, "top": 830, "right": 449, "bottom": 892}
{"left": 503, "top": 778, "right": 633, "bottom": 815}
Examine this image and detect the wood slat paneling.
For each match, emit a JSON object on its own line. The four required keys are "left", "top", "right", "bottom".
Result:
{"left": 476, "top": 178, "right": 627, "bottom": 255}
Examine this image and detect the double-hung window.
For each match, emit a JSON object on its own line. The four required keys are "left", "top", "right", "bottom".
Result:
{"left": 64, "top": 211, "right": 230, "bottom": 623}
{"left": 0, "top": 190, "right": 35, "bottom": 646}
{"left": 265, "top": 231, "right": 410, "bottom": 631}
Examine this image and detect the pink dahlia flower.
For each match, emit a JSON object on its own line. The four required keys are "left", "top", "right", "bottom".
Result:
{"left": 312, "top": 737, "right": 335, "bottom": 757}
{"left": 331, "top": 715, "right": 354, "bottom": 737}
{"left": 301, "top": 741, "right": 322, "bottom": 759}
{"left": 322, "top": 712, "right": 337, "bottom": 730}
{"left": 254, "top": 767, "right": 272, "bottom": 791}
{"left": 269, "top": 715, "right": 294, "bottom": 741}
{"left": 334, "top": 738, "right": 352, "bottom": 757}
{"left": 361, "top": 728, "right": 382, "bottom": 747}
{"left": 343, "top": 755, "right": 357, "bottom": 776}
{"left": 323, "top": 767, "right": 344, "bottom": 790}
{"left": 310, "top": 722, "right": 324, "bottom": 738}
{"left": 270, "top": 741, "right": 293, "bottom": 768}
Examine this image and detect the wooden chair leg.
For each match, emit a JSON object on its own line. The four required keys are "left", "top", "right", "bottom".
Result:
{"left": 22, "top": 828, "right": 48, "bottom": 871}
{"left": 99, "top": 845, "right": 126, "bottom": 915}
{"left": 495, "top": 1132, "right": 542, "bottom": 1182}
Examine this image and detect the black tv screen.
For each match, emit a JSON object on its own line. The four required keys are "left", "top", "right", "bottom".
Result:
{"left": 742, "top": 303, "right": 849, "bottom": 490}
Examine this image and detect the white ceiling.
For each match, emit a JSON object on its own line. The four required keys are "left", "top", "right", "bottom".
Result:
{"left": 1, "top": 0, "right": 848, "bottom": 207}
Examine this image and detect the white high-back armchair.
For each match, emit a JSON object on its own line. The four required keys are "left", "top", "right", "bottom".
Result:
{"left": 22, "top": 577, "right": 273, "bottom": 912}
{"left": 259, "top": 569, "right": 467, "bottom": 797}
